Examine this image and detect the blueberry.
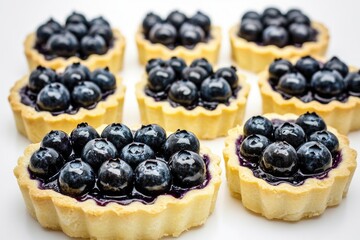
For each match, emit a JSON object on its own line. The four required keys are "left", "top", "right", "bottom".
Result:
{"left": 120, "top": 142, "right": 155, "bottom": 169}
{"left": 88, "top": 24, "right": 113, "bottom": 45}
{"left": 148, "top": 23, "right": 177, "bottom": 46}
{"left": 135, "top": 159, "right": 171, "bottom": 196}
{"left": 182, "top": 66, "right": 209, "bottom": 87}
{"left": 297, "top": 141, "right": 332, "bottom": 174}
{"left": 90, "top": 67, "right": 116, "bottom": 92}
{"left": 268, "top": 59, "right": 293, "bottom": 84}
{"left": 142, "top": 12, "right": 162, "bottom": 36}
{"left": 262, "top": 7, "right": 282, "bottom": 18}
{"left": 81, "top": 34, "right": 108, "bottom": 55}
{"left": 288, "top": 23, "right": 312, "bottom": 45}
{"left": 240, "top": 134, "right": 271, "bottom": 163}
{"left": 145, "top": 58, "right": 166, "bottom": 74}
{"left": 89, "top": 17, "right": 110, "bottom": 27}
{"left": 41, "top": 130, "right": 72, "bottom": 158}
{"left": 147, "top": 64, "right": 176, "bottom": 92}
{"left": 345, "top": 71, "right": 360, "bottom": 94}
{"left": 286, "top": 9, "right": 303, "bottom": 21}
{"left": 179, "top": 24, "right": 205, "bottom": 47}
{"left": 189, "top": 11, "right": 211, "bottom": 34}
{"left": 200, "top": 77, "right": 232, "bottom": 103}
{"left": 241, "top": 11, "right": 261, "bottom": 21}
{"left": 262, "top": 26, "right": 289, "bottom": 48}
{"left": 167, "top": 57, "right": 187, "bottom": 78}
{"left": 28, "top": 66, "right": 57, "bottom": 93}
{"left": 168, "top": 80, "right": 198, "bottom": 107}
{"left": 289, "top": 14, "right": 311, "bottom": 26}
{"left": 295, "top": 56, "right": 320, "bottom": 79}
{"left": 70, "top": 122, "right": 100, "bottom": 155}
{"left": 323, "top": 57, "right": 349, "bottom": 78}
{"left": 311, "top": 69, "right": 345, "bottom": 98}
{"left": 238, "top": 19, "right": 263, "bottom": 42}
{"left": 260, "top": 142, "right": 298, "bottom": 177}
{"left": 61, "top": 63, "right": 91, "bottom": 90}
{"left": 214, "top": 66, "right": 239, "bottom": 89}
{"left": 163, "top": 130, "right": 200, "bottom": 159}
{"left": 81, "top": 138, "right": 118, "bottom": 170}
{"left": 190, "top": 58, "right": 213, "bottom": 75}
{"left": 97, "top": 159, "right": 134, "bottom": 195}
{"left": 65, "top": 22, "right": 88, "bottom": 40}
{"left": 29, "top": 147, "right": 64, "bottom": 178}
{"left": 295, "top": 112, "right": 327, "bottom": 136}
{"left": 134, "top": 124, "right": 167, "bottom": 152}
{"left": 309, "top": 130, "right": 339, "bottom": 154}
{"left": 36, "top": 82, "right": 70, "bottom": 112}
{"left": 71, "top": 81, "right": 101, "bottom": 108}
{"left": 262, "top": 15, "right": 288, "bottom": 27}
{"left": 65, "top": 12, "right": 88, "bottom": 26}
{"left": 46, "top": 31, "right": 79, "bottom": 57}
{"left": 170, "top": 150, "right": 206, "bottom": 188}
{"left": 274, "top": 122, "right": 306, "bottom": 149}
{"left": 243, "top": 115, "right": 273, "bottom": 138}
{"left": 36, "top": 18, "right": 63, "bottom": 45}
{"left": 166, "top": 10, "right": 187, "bottom": 29}
{"left": 277, "top": 72, "right": 307, "bottom": 96}
{"left": 58, "top": 159, "right": 95, "bottom": 197}
{"left": 101, "top": 123, "right": 133, "bottom": 152}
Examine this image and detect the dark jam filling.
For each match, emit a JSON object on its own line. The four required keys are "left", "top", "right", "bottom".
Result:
{"left": 145, "top": 86, "right": 241, "bottom": 111}
{"left": 20, "top": 86, "right": 115, "bottom": 116}
{"left": 29, "top": 155, "right": 211, "bottom": 206}
{"left": 235, "top": 119, "right": 342, "bottom": 186}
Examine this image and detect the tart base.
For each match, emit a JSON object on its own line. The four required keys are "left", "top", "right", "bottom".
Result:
{"left": 223, "top": 113, "right": 357, "bottom": 221}
{"left": 24, "top": 29, "right": 126, "bottom": 72}
{"left": 135, "top": 26, "right": 221, "bottom": 65}
{"left": 229, "top": 22, "right": 329, "bottom": 73}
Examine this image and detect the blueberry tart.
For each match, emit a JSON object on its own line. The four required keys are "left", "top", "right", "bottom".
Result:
{"left": 24, "top": 12, "right": 126, "bottom": 72}
{"left": 136, "top": 10, "right": 221, "bottom": 65}
{"left": 230, "top": 8, "right": 329, "bottom": 72}
{"left": 223, "top": 113, "right": 356, "bottom": 221}
{"left": 8, "top": 63, "right": 126, "bottom": 142}
{"left": 14, "top": 123, "right": 221, "bottom": 239}
{"left": 259, "top": 56, "right": 360, "bottom": 133}
{"left": 135, "top": 57, "right": 250, "bottom": 139}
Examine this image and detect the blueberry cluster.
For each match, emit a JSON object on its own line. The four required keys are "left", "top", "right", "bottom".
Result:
{"left": 145, "top": 57, "right": 240, "bottom": 110}
{"left": 20, "top": 63, "right": 116, "bottom": 115}
{"left": 269, "top": 56, "right": 360, "bottom": 103}
{"left": 238, "top": 8, "right": 316, "bottom": 48}
{"left": 238, "top": 112, "right": 340, "bottom": 185}
{"left": 142, "top": 10, "right": 211, "bottom": 49}
{"left": 28, "top": 123, "right": 209, "bottom": 204}
{"left": 35, "top": 12, "right": 114, "bottom": 60}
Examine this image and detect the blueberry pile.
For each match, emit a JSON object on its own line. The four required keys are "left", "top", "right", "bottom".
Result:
{"left": 268, "top": 56, "right": 360, "bottom": 104}
{"left": 28, "top": 123, "right": 210, "bottom": 204}
{"left": 145, "top": 57, "right": 241, "bottom": 110}
{"left": 142, "top": 10, "right": 211, "bottom": 49}
{"left": 237, "top": 112, "right": 341, "bottom": 185}
{"left": 20, "top": 63, "right": 116, "bottom": 115}
{"left": 35, "top": 12, "right": 114, "bottom": 60}
{"left": 238, "top": 8, "right": 317, "bottom": 47}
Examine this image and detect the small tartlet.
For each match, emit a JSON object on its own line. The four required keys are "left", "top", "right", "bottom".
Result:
{"left": 223, "top": 113, "right": 357, "bottom": 221}
{"left": 136, "top": 26, "right": 221, "bottom": 65}
{"left": 230, "top": 22, "right": 329, "bottom": 73}
{"left": 24, "top": 29, "right": 126, "bottom": 72}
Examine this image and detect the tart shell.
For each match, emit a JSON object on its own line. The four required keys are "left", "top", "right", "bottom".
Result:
{"left": 223, "top": 113, "right": 357, "bottom": 221}
{"left": 8, "top": 75, "right": 126, "bottom": 143}
{"left": 135, "top": 26, "right": 221, "bottom": 65}
{"left": 229, "top": 22, "right": 329, "bottom": 73}
{"left": 135, "top": 72, "right": 250, "bottom": 139}
{"left": 24, "top": 29, "right": 126, "bottom": 72}
{"left": 14, "top": 141, "right": 221, "bottom": 239}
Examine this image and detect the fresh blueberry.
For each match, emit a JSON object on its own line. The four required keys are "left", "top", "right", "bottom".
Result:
{"left": 134, "top": 124, "right": 167, "bottom": 152}
{"left": 28, "top": 66, "right": 57, "bottom": 93}
{"left": 167, "top": 57, "right": 187, "bottom": 78}
{"left": 182, "top": 66, "right": 209, "bottom": 87}
{"left": 274, "top": 122, "right": 306, "bottom": 149}
{"left": 41, "top": 130, "right": 72, "bottom": 158}
{"left": 311, "top": 69, "right": 345, "bottom": 98}
{"left": 170, "top": 150, "right": 206, "bottom": 188}
{"left": 295, "top": 56, "right": 320, "bottom": 79}
{"left": 65, "top": 12, "right": 88, "bottom": 26}
{"left": 71, "top": 81, "right": 102, "bottom": 108}
{"left": 288, "top": 23, "right": 312, "bottom": 45}
{"left": 81, "top": 138, "right": 118, "bottom": 170}
{"left": 262, "top": 15, "right": 288, "bottom": 27}
{"left": 29, "top": 147, "right": 64, "bottom": 178}
{"left": 241, "top": 11, "right": 261, "bottom": 21}
{"left": 189, "top": 11, "right": 211, "bottom": 34}
{"left": 345, "top": 71, "right": 360, "bottom": 95}
{"left": 46, "top": 31, "right": 79, "bottom": 57}
{"left": 89, "top": 17, "right": 110, "bottom": 27}
{"left": 166, "top": 10, "right": 187, "bottom": 29}
{"left": 260, "top": 142, "right": 298, "bottom": 177}
{"left": 268, "top": 58, "right": 293, "bottom": 84}
{"left": 323, "top": 57, "right": 349, "bottom": 78}
{"left": 214, "top": 66, "right": 239, "bottom": 90}
{"left": 243, "top": 115, "right": 273, "bottom": 138}
{"left": 286, "top": 9, "right": 303, "bottom": 22}
{"left": 179, "top": 23, "right": 205, "bottom": 47}
{"left": 70, "top": 122, "right": 100, "bottom": 155}
{"left": 238, "top": 19, "right": 263, "bottom": 42}
{"left": 295, "top": 112, "right": 327, "bottom": 136}
{"left": 36, "top": 82, "right": 70, "bottom": 112}
{"left": 90, "top": 67, "right": 116, "bottom": 92}
{"left": 277, "top": 72, "right": 307, "bottom": 96}
{"left": 61, "top": 63, "right": 91, "bottom": 90}
{"left": 309, "top": 130, "right": 339, "bottom": 154}
{"left": 297, "top": 141, "right": 332, "bottom": 174}
{"left": 148, "top": 23, "right": 177, "bottom": 46}
{"left": 142, "top": 12, "right": 162, "bottom": 36}
{"left": 289, "top": 13, "right": 311, "bottom": 26}
{"left": 97, "top": 159, "right": 134, "bottom": 195}
{"left": 58, "top": 159, "right": 95, "bottom": 197}
{"left": 135, "top": 159, "right": 171, "bottom": 196}
{"left": 120, "top": 142, "right": 155, "bottom": 169}
{"left": 168, "top": 80, "right": 199, "bottom": 107}
{"left": 36, "top": 18, "right": 63, "bottom": 45}
{"left": 88, "top": 24, "right": 113, "bottom": 45}
{"left": 145, "top": 58, "right": 166, "bottom": 74}
{"left": 240, "top": 134, "right": 271, "bottom": 163}
{"left": 262, "top": 7, "right": 282, "bottom": 18}
{"left": 147, "top": 64, "right": 176, "bottom": 92}
{"left": 65, "top": 22, "right": 88, "bottom": 40}
{"left": 200, "top": 77, "right": 232, "bottom": 103}
{"left": 101, "top": 123, "right": 133, "bottom": 152}
{"left": 81, "top": 34, "right": 108, "bottom": 55}
{"left": 190, "top": 58, "right": 213, "bottom": 75}
{"left": 262, "top": 26, "right": 289, "bottom": 48}
{"left": 163, "top": 130, "right": 200, "bottom": 159}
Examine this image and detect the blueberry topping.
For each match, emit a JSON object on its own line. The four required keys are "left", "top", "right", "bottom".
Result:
{"left": 163, "top": 130, "right": 200, "bottom": 159}
{"left": 41, "top": 130, "right": 72, "bottom": 158}
{"left": 238, "top": 19, "right": 263, "bottom": 42}
{"left": 243, "top": 115, "right": 273, "bottom": 138}
{"left": 240, "top": 134, "right": 271, "bottom": 163}
{"left": 36, "top": 83, "right": 70, "bottom": 112}
{"left": 65, "top": 12, "right": 88, "bottom": 26}
{"left": 295, "top": 56, "right": 320, "bottom": 79}
{"left": 169, "top": 80, "right": 198, "bottom": 107}
{"left": 277, "top": 72, "right": 307, "bottom": 96}
{"left": 295, "top": 112, "right": 327, "bottom": 136}
{"left": 81, "top": 138, "right": 118, "bottom": 170}
{"left": 101, "top": 123, "right": 133, "bottom": 152}
{"left": 214, "top": 67, "right": 239, "bottom": 90}
{"left": 28, "top": 66, "right": 57, "bottom": 93}
{"left": 70, "top": 123, "right": 100, "bottom": 155}
{"left": 36, "top": 19, "right": 63, "bottom": 45}
{"left": 262, "top": 26, "right": 289, "bottom": 48}
{"left": 166, "top": 10, "right": 187, "bottom": 30}
{"left": 81, "top": 34, "right": 107, "bottom": 55}
{"left": 65, "top": 22, "right": 88, "bottom": 40}
{"left": 29, "top": 147, "right": 64, "bottom": 178}
{"left": 71, "top": 81, "right": 101, "bottom": 108}
{"left": 309, "top": 130, "right": 339, "bottom": 154}
{"left": 262, "top": 7, "right": 282, "bottom": 18}
{"left": 182, "top": 66, "right": 209, "bottom": 87}
{"left": 134, "top": 124, "right": 166, "bottom": 152}
{"left": 147, "top": 64, "right": 176, "bottom": 92}
{"left": 89, "top": 17, "right": 110, "bottom": 27}
{"left": 167, "top": 57, "right": 187, "bottom": 78}
{"left": 90, "top": 67, "right": 116, "bottom": 92}
{"left": 323, "top": 57, "right": 349, "bottom": 78}
{"left": 297, "top": 141, "right": 332, "bottom": 174}
{"left": 145, "top": 58, "right": 166, "bottom": 74}
{"left": 287, "top": 11, "right": 310, "bottom": 25}
{"left": 345, "top": 72, "right": 360, "bottom": 95}
{"left": 288, "top": 23, "right": 313, "bottom": 44}
{"left": 189, "top": 11, "right": 211, "bottom": 33}
{"left": 311, "top": 69, "right": 345, "bottom": 98}
{"left": 61, "top": 63, "right": 91, "bottom": 90}
{"left": 190, "top": 58, "right": 213, "bottom": 75}
{"left": 88, "top": 24, "right": 113, "bottom": 45}
{"left": 268, "top": 59, "right": 293, "bottom": 84}
{"left": 274, "top": 122, "right": 306, "bottom": 149}
{"left": 179, "top": 24, "right": 205, "bottom": 47}
{"left": 46, "top": 31, "right": 79, "bottom": 58}
{"left": 120, "top": 142, "right": 155, "bottom": 169}
{"left": 149, "top": 23, "right": 177, "bottom": 46}
{"left": 142, "top": 12, "right": 162, "bottom": 36}
{"left": 200, "top": 77, "right": 232, "bottom": 103}
{"left": 262, "top": 15, "right": 287, "bottom": 28}
{"left": 241, "top": 11, "right": 261, "bottom": 21}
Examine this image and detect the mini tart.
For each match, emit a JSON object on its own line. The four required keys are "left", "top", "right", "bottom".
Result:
{"left": 14, "top": 142, "right": 221, "bottom": 239}
{"left": 8, "top": 75, "right": 125, "bottom": 143}
{"left": 24, "top": 29, "right": 126, "bottom": 72}
{"left": 229, "top": 22, "right": 329, "bottom": 73}
{"left": 136, "top": 26, "right": 221, "bottom": 65}
{"left": 136, "top": 73, "right": 250, "bottom": 139}
{"left": 223, "top": 113, "right": 357, "bottom": 221}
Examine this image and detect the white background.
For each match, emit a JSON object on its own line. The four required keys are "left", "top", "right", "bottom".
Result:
{"left": 1, "top": 0, "right": 360, "bottom": 239}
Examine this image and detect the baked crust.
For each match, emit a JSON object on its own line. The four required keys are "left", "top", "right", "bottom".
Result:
{"left": 135, "top": 26, "right": 221, "bottom": 65}
{"left": 8, "top": 75, "right": 126, "bottom": 143}
{"left": 24, "top": 29, "right": 126, "bottom": 72}
{"left": 223, "top": 113, "right": 357, "bottom": 221}
{"left": 135, "top": 72, "right": 250, "bottom": 139}
{"left": 229, "top": 21, "right": 329, "bottom": 72}
{"left": 14, "top": 140, "right": 222, "bottom": 239}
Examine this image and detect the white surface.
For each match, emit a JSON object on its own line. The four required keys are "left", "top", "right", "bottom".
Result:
{"left": 0, "top": 0, "right": 360, "bottom": 239}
